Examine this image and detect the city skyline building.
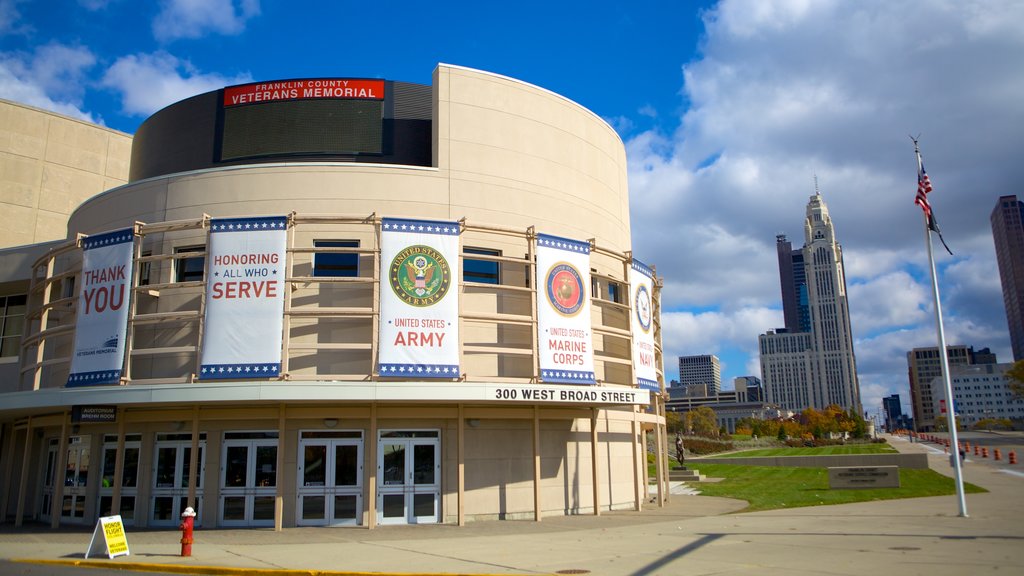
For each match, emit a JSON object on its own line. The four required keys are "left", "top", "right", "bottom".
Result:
{"left": 677, "top": 354, "right": 721, "bottom": 396}
{"left": 991, "top": 195, "right": 1024, "bottom": 361}
{"left": 759, "top": 191, "right": 862, "bottom": 413}
{"left": 906, "top": 345, "right": 995, "bottom": 431}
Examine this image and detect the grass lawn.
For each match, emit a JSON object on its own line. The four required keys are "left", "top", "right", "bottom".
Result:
{"left": 715, "top": 443, "right": 898, "bottom": 457}
{"left": 690, "top": 464, "right": 986, "bottom": 512}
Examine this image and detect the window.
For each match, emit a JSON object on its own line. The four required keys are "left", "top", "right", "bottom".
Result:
{"left": 175, "top": 246, "right": 205, "bottom": 283}
{"left": 138, "top": 251, "right": 152, "bottom": 286}
{"left": 1, "top": 294, "right": 27, "bottom": 357}
{"left": 607, "top": 281, "right": 624, "bottom": 304}
{"left": 463, "top": 247, "right": 500, "bottom": 284}
{"left": 313, "top": 240, "right": 359, "bottom": 277}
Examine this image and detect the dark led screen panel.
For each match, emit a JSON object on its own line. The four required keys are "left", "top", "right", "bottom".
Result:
{"left": 221, "top": 99, "right": 384, "bottom": 160}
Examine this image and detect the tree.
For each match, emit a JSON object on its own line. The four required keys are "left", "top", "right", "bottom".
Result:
{"left": 1006, "top": 360, "right": 1024, "bottom": 400}
{"left": 684, "top": 406, "right": 719, "bottom": 437}
{"left": 665, "top": 410, "right": 683, "bottom": 435}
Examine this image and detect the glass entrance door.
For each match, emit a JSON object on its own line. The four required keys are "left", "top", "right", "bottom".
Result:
{"left": 219, "top": 432, "right": 278, "bottom": 527}
{"left": 377, "top": 431, "right": 440, "bottom": 525}
{"left": 151, "top": 433, "right": 205, "bottom": 527}
{"left": 99, "top": 435, "right": 141, "bottom": 524}
{"left": 297, "top": 431, "right": 363, "bottom": 526}
{"left": 61, "top": 436, "right": 90, "bottom": 524}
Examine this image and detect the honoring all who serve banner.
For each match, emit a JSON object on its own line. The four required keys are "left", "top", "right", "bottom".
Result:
{"left": 536, "top": 233, "right": 595, "bottom": 384}
{"left": 67, "top": 229, "right": 135, "bottom": 387}
{"left": 200, "top": 216, "right": 287, "bottom": 379}
{"left": 378, "top": 218, "right": 461, "bottom": 378}
{"left": 629, "top": 259, "right": 659, "bottom": 391}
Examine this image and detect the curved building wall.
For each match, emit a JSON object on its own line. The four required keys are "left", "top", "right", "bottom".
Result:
{"left": 2, "top": 65, "right": 665, "bottom": 530}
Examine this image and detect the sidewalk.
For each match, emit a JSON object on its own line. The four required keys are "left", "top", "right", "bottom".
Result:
{"left": 2, "top": 434, "right": 1021, "bottom": 575}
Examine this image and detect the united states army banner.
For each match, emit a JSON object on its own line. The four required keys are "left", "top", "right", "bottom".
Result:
{"left": 629, "top": 258, "right": 659, "bottom": 391}
{"left": 200, "top": 216, "right": 287, "bottom": 379}
{"left": 67, "top": 228, "right": 135, "bottom": 387}
{"left": 378, "top": 218, "right": 460, "bottom": 378}
{"left": 535, "top": 233, "right": 594, "bottom": 384}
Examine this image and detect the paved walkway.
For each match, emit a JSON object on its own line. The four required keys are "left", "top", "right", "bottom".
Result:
{"left": 2, "top": 433, "right": 1021, "bottom": 575}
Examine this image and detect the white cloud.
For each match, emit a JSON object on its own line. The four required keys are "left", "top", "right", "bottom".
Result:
{"left": 153, "top": 0, "right": 261, "bottom": 42}
{"left": 628, "top": 0, "right": 1024, "bottom": 406}
{"left": 0, "top": 42, "right": 98, "bottom": 123}
{"left": 101, "top": 52, "right": 251, "bottom": 117}
{"left": 0, "top": 0, "right": 26, "bottom": 36}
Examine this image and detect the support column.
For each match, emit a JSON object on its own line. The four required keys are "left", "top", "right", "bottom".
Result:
{"left": 275, "top": 404, "right": 285, "bottom": 531}
{"left": 591, "top": 409, "right": 600, "bottom": 516}
{"left": 187, "top": 407, "right": 199, "bottom": 510}
{"left": 14, "top": 419, "right": 32, "bottom": 527}
{"left": 51, "top": 414, "right": 69, "bottom": 529}
{"left": 653, "top": 397, "right": 665, "bottom": 507}
{"left": 631, "top": 407, "right": 642, "bottom": 511}
{"left": 111, "top": 409, "right": 126, "bottom": 516}
{"left": 533, "top": 406, "right": 541, "bottom": 522}
{"left": 1, "top": 423, "right": 17, "bottom": 524}
{"left": 367, "top": 403, "right": 377, "bottom": 529}
{"left": 457, "top": 404, "right": 465, "bottom": 527}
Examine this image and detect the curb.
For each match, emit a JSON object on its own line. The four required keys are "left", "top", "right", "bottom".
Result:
{"left": 13, "top": 558, "right": 545, "bottom": 576}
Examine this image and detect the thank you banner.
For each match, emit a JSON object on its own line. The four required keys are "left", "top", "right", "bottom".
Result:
{"left": 200, "top": 216, "right": 287, "bottom": 379}
{"left": 536, "top": 233, "right": 594, "bottom": 384}
{"left": 629, "top": 258, "right": 659, "bottom": 391}
{"left": 378, "top": 218, "right": 460, "bottom": 378}
{"left": 67, "top": 228, "right": 135, "bottom": 387}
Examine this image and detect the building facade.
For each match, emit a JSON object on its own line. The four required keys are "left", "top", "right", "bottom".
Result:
{"left": 991, "top": 195, "right": 1024, "bottom": 361}
{"left": 677, "top": 354, "right": 721, "bottom": 396}
{"left": 760, "top": 192, "right": 862, "bottom": 413}
{"left": 929, "top": 363, "right": 1024, "bottom": 427}
{"left": 906, "top": 345, "right": 983, "bottom": 431}
{"left": 0, "top": 65, "right": 667, "bottom": 531}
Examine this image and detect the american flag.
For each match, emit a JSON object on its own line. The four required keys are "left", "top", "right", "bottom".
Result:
{"left": 915, "top": 162, "right": 933, "bottom": 219}
{"left": 913, "top": 150, "right": 952, "bottom": 254}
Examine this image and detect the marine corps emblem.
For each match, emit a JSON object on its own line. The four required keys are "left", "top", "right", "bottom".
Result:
{"left": 390, "top": 245, "right": 451, "bottom": 306}
{"left": 545, "top": 262, "right": 585, "bottom": 316}
{"left": 635, "top": 284, "right": 652, "bottom": 332}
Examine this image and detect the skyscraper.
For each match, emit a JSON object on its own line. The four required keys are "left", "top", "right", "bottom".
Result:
{"left": 760, "top": 192, "right": 862, "bottom": 412}
{"left": 991, "top": 195, "right": 1024, "bottom": 361}
{"left": 678, "top": 354, "right": 722, "bottom": 395}
{"left": 776, "top": 234, "right": 810, "bottom": 333}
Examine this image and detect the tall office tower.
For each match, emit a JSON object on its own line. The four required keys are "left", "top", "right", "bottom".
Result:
{"left": 882, "top": 394, "right": 903, "bottom": 431}
{"left": 776, "top": 234, "right": 810, "bottom": 332}
{"left": 906, "top": 345, "right": 975, "bottom": 431}
{"left": 678, "top": 354, "right": 722, "bottom": 395}
{"left": 803, "top": 193, "right": 861, "bottom": 412}
{"left": 991, "top": 195, "right": 1024, "bottom": 361}
{"left": 760, "top": 192, "right": 862, "bottom": 413}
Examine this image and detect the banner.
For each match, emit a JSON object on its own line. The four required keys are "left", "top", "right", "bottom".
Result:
{"left": 200, "top": 216, "right": 287, "bottom": 379}
{"left": 378, "top": 218, "right": 460, "bottom": 378}
{"left": 67, "top": 228, "right": 134, "bottom": 387}
{"left": 629, "top": 258, "right": 659, "bottom": 391}
{"left": 535, "top": 233, "right": 594, "bottom": 384}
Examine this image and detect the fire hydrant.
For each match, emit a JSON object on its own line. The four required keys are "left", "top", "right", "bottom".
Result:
{"left": 179, "top": 506, "right": 196, "bottom": 557}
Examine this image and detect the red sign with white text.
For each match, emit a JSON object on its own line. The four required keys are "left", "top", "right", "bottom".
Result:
{"left": 223, "top": 79, "right": 385, "bottom": 107}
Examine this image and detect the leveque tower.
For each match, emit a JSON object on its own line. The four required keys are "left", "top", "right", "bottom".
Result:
{"left": 760, "top": 191, "right": 862, "bottom": 413}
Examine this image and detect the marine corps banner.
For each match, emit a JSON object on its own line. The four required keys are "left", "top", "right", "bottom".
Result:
{"left": 378, "top": 217, "right": 460, "bottom": 378}
{"left": 199, "top": 216, "right": 287, "bottom": 379}
{"left": 535, "top": 233, "right": 594, "bottom": 384}
{"left": 67, "top": 228, "right": 135, "bottom": 387}
{"left": 629, "top": 258, "right": 659, "bottom": 391}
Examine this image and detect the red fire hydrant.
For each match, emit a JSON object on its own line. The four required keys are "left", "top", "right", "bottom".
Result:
{"left": 179, "top": 506, "right": 196, "bottom": 557}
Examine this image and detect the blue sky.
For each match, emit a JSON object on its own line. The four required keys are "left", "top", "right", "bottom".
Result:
{"left": 4, "top": 1, "right": 1024, "bottom": 418}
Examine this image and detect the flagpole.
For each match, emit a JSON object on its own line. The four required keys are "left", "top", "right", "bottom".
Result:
{"left": 914, "top": 139, "right": 967, "bottom": 517}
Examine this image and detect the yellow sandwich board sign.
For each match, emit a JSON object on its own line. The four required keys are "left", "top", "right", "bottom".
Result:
{"left": 85, "top": 515, "right": 130, "bottom": 559}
